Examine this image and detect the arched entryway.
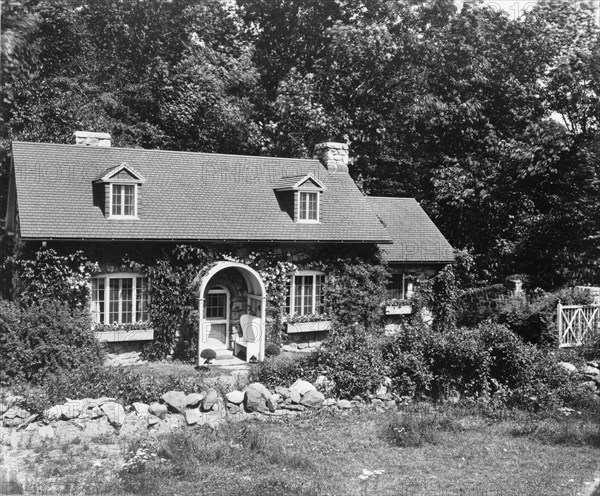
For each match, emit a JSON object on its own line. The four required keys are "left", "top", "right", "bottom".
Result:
{"left": 195, "top": 261, "right": 266, "bottom": 364}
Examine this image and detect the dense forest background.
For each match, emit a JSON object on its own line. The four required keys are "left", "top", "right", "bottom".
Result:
{"left": 1, "top": 0, "right": 599, "bottom": 289}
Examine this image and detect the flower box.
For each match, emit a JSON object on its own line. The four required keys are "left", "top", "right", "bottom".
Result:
{"left": 286, "top": 320, "right": 331, "bottom": 334}
{"left": 94, "top": 329, "right": 154, "bottom": 342}
{"left": 385, "top": 305, "right": 413, "bottom": 315}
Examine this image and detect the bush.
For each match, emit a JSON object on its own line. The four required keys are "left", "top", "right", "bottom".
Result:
{"left": 265, "top": 343, "right": 281, "bottom": 357}
{"left": 311, "top": 324, "right": 385, "bottom": 399}
{"left": 200, "top": 348, "right": 217, "bottom": 363}
{"left": 13, "top": 364, "right": 209, "bottom": 414}
{"left": 0, "top": 299, "right": 105, "bottom": 383}
{"left": 248, "top": 354, "right": 316, "bottom": 390}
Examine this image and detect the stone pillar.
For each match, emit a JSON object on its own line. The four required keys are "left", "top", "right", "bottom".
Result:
{"left": 313, "top": 142, "right": 349, "bottom": 172}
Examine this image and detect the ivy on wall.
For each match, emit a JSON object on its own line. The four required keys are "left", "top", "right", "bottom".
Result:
{"left": 6, "top": 244, "right": 390, "bottom": 361}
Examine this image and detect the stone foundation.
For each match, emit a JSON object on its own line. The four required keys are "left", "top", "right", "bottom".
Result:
{"left": 104, "top": 342, "right": 145, "bottom": 366}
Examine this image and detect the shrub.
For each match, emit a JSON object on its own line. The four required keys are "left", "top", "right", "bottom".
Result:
{"left": 265, "top": 343, "right": 281, "bottom": 357}
{"left": 249, "top": 354, "right": 316, "bottom": 390}
{"left": 200, "top": 348, "right": 217, "bottom": 363}
{"left": 311, "top": 324, "right": 385, "bottom": 399}
{"left": 0, "top": 299, "right": 105, "bottom": 383}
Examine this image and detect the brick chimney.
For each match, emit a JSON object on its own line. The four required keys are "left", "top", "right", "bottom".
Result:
{"left": 74, "top": 131, "right": 111, "bottom": 147}
{"left": 314, "top": 142, "right": 348, "bottom": 172}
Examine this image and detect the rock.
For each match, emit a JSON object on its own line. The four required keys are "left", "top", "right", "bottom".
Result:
{"left": 5, "top": 395, "right": 23, "bottom": 408}
{"left": 0, "top": 403, "right": 8, "bottom": 415}
{"left": 558, "top": 362, "right": 577, "bottom": 373}
{"left": 582, "top": 366, "right": 600, "bottom": 377}
{"left": 185, "top": 392, "right": 206, "bottom": 408}
{"left": 385, "top": 400, "right": 397, "bottom": 409}
{"left": 582, "top": 381, "right": 598, "bottom": 391}
{"left": 101, "top": 402, "right": 126, "bottom": 427}
{"left": 149, "top": 403, "right": 168, "bottom": 419}
{"left": 283, "top": 343, "right": 298, "bottom": 352}
{"left": 244, "top": 389, "right": 268, "bottom": 414}
{"left": 90, "top": 397, "right": 117, "bottom": 407}
{"left": 337, "top": 399, "right": 352, "bottom": 409}
{"left": 17, "top": 414, "right": 38, "bottom": 431}
{"left": 62, "top": 400, "right": 84, "bottom": 420}
{"left": 245, "top": 383, "right": 271, "bottom": 400}
{"left": 299, "top": 389, "right": 325, "bottom": 408}
{"left": 314, "top": 375, "right": 328, "bottom": 388}
{"left": 3, "top": 406, "right": 29, "bottom": 420}
{"left": 185, "top": 408, "right": 202, "bottom": 426}
{"left": 162, "top": 391, "right": 187, "bottom": 413}
{"left": 290, "top": 389, "right": 301, "bottom": 404}
{"left": 147, "top": 415, "right": 160, "bottom": 426}
{"left": 88, "top": 405, "right": 104, "bottom": 419}
{"left": 3, "top": 417, "right": 22, "bottom": 428}
{"left": 267, "top": 394, "right": 280, "bottom": 413}
{"left": 588, "top": 360, "right": 599, "bottom": 369}
{"left": 202, "top": 389, "right": 219, "bottom": 412}
{"left": 297, "top": 342, "right": 309, "bottom": 349}
{"left": 274, "top": 386, "right": 290, "bottom": 399}
{"left": 375, "top": 384, "right": 388, "bottom": 397}
{"left": 227, "top": 404, "right": 240, "bottom": 415}
{"left": 211, "top": 398, "right": 226, "bottom": 414}
{"left": 323, "top": 398, "right": 336, "bottom": 407}
{"left": 280, "top": 403, "right": 305, "bottom": 412}
{"left": 225, "top": 390, "right": 245, "bottom": 405}
{"left": 309, "top": 341, "right": 322, "bottom": 348}
{"left": 383, "top": 376, "right": 392, "bottom": 387}
{"left": 44, "top": 406, "right": 62, "bottom": 422}
{"left": 38, "top": 424, "right": 54, "bottom": 440}
{"left": 290, "top": 379, "right": 316, "bottom": 397}
{"left": 132, "top": 402, "right": 149, "bottom": 417}
{"left": 371, "top": 398, "right": 384, "bottom": 408}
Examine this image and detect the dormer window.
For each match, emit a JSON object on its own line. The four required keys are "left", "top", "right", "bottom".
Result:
{"left": 299, "top": 191, "right": 318, "bottom": 222}
{"left": 273, "top": 173, "right": 325, "bottom": 224}
{"left": 111, "top": 184, "right": 136, "bottom": 217}
{"left": 93, "top": 162, "right": 146, "bottom": 219}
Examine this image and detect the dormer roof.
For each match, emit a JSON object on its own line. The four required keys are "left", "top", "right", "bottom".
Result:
{"left": 93, "top": 163, "right": 146, "bottom": 183}
{"left": 273, "top": 174, "right": 326, "bottom": 192}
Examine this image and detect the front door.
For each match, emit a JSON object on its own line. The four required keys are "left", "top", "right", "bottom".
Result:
{"left": 205, "top": 288, "right": 229, "bottom": 350}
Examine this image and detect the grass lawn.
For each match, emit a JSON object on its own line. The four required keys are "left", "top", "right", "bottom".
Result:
{"left": 15, "top": 406, "right": 600, "bottom": 496}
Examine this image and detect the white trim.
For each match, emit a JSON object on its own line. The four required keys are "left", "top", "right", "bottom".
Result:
{"left": 91, "top": 273, "right": 148, "bottom": 325}
{"left": 95, "top": 162, "right": 147, "bottom": 183}
{"left": 108, "top": 183, "right": 138, "bottom": 219}
{"left": 205, "top": 286, "right": 230, "bottom": 349}
{"left": 297, "top": 191, "right": 320, "bottom": 223}
{"left": 287, "top": 270, "right": 325, "bottom": 316}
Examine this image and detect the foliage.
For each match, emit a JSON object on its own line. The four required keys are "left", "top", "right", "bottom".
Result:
{"left": 322, "top": 257, "right": 388, "bottom": 328}
{"left": 5, "top": 249, "right": 98, "bottom": 310}
{"left": 311, "top": 323, "right": 385, "bottom": 399}
{"left": 248, "top": 355, "right": 316, "bottom": 390}
{"left": 200, "top": 348, "right": 217, "bottom": 363}
{"left": 0, "top": 299, "right": 105, "bottom": 383}
{"left": 264, "top": 343, "right": 281, "bottom": 357}
{"left": 13, "top": 363, "right": 208, "bottom": 415}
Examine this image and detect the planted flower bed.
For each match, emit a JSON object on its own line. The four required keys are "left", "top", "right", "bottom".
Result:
{"left": 93, "top": 322, "right": 154, "bottom": 342}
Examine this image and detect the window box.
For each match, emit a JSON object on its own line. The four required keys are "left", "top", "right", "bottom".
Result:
{"left": 94, "top": 328, "right": 154, "bottom": 342}
{"left": 385, "top": 305, "right": 413, "bottom": 315}
{"left": 286, "top": 320, "right": 331, "bottom": 334}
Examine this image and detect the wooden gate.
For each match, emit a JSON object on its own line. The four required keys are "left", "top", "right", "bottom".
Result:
{"left": 557, "top": 303, "right": 600, "bottom": 347}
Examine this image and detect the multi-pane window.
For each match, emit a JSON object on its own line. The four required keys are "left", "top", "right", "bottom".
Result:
{"left": 387, "top": 274, "right": 415, "bottom": 300}
{"left": 206, "top": 293, "right": 226, "bottom": 319}
{"left": 92, "top": 275, "right": 148, "bottom": 324}
{"left": 286, "top": 272, "right": 324, "bottom": 316}
{"left": 111, "top": 184, "right": 136, "bottom": 217}
{"left": 299, "top": 192, "right": 318, "bottom": 222}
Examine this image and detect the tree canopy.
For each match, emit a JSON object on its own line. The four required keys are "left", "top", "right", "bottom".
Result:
{"left": 1, "top": 0, "right": 599, "bottom": 288}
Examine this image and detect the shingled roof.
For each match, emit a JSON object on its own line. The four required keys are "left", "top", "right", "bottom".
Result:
{"left": 10, "top": 141, "right": 392, "bottom": 243}
{"left": 367, "top": 197, "right": 454, "bottom": 264}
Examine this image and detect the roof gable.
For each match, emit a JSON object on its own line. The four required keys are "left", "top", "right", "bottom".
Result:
{"left": 273, "top": 173, "right": 326, "bottom": 191}
{"left": 94, "top": 163, "right": 146, "bottom": 183}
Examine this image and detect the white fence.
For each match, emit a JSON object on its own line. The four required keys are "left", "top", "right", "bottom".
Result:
{"left": 557, "top": 303, "right": 600, "bottom": 347}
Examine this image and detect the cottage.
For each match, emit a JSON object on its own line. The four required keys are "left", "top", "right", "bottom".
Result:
{"left": 5, "top": 133, "right": 453, "bottom": 363}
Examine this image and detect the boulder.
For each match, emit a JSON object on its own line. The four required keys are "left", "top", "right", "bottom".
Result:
{"left": 245, "top": 383, "right": 271, "bottom": 400}
{"left": 323, "top": 398, "right": 336, "bottom": 407}
{"left": 185, "top": 409, "right": 202, "bottom": 426}
{"left": 185, "top": 393, "right": 206, "bottom": 408}
{"left": 244, "top": 389, "right": 268, "bottom": 414}
{"left": 101, "top": 402, "right": 126, "bottom": 427}
{"left": 274, "top": 386, "right": 290, "bottom": 399}
{"left": 313, "top": 375, "right": 328, "bottom": 388}
{"left": 161, "top": 391, "right": 187, "bottom": 413}
{"left": 211, "top": 398, "right": 226, "bottom": 414}
{"left": 587, "top": 360, "right": 599, "bottom": 369}
{"left": 290, "top": 379, "right": 316, "bottom": 397}
{"left": 149, "top": 403, "right": 168, "bottom": 419}
{"left": 337, "top": 399, "right": 352, "bottom": 409}
{"left": 558, "top": 362, "right": 577, "bottom": 373}
{"left": 0, "top": 403, "right": 8, "bottom": 415}
{"left": 582, "top": 366, "right": 600, "bottom": 377}
{"left": 299, "top": 389, "right": 324, "bottom": 408}
{"left": 290, "top": 389, "right": 301, "bottom": 404}
{"left": 202, "top": 389, "right": 219, "bottom": 412}
{"left": 132, "top": 403, "right": 149, "bottom": 417}
{"left": 282, "top": 343, "right": 298, "bottom": 352}
{"left": 88, "top": 405, "right": 104, "bottom": 419}
{"left": 227, "top": 404, "right": 240, "bottom": 415}
{"left": 267, "top": 394, "right": 280, "bottom": 413}
{"left": 44, "top": 405, "right": 63, "bottom": 422}
{"left": 3, "top": 407, "right": 29, "bottom": 420}
{"left": 38, "top": 424, "right": 54, "bottom": 440}
{"left": 225, "top": 390, "right": 245, "bottom": 405}
{"left": 62, "top": 400, "right": 84, "bottom": 420}
{"left": 297, "top": 342, "right": 309, "bottom": 349}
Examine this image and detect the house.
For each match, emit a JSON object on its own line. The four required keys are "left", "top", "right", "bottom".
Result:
{"left": 5, "top": 132, "right": 453, "bottom": 363}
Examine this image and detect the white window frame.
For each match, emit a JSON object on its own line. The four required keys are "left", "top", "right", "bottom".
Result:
{"left": 297, "top": 191, "right": 319, "bottom": 223}
{"left": 91, "top": 273, "right": 149, "bottom": 325}
{"left": 287, "top": 270, "right": 325, "bottom": 317}
{"left": 109, "top": 183, "right": 138, "bottom": 219}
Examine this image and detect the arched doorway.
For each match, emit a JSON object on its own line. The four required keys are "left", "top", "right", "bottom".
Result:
{"left": 195, "top": 261, "right": 267, "bottom": 364}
